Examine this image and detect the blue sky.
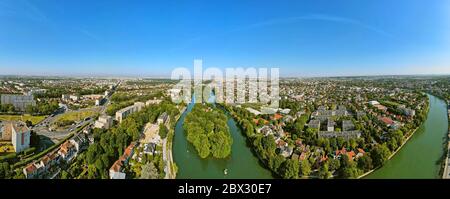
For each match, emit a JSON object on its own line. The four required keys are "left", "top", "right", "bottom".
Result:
{"left": 0, "top": 0, "right": 450, "bottom": 77}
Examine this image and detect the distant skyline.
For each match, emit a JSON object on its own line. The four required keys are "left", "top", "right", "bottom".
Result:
{"left": 1, "top": 0, "right": 450, "bottom": 77}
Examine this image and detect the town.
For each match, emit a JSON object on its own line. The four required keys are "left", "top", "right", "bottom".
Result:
{"left": 0, "top": 75, "right": 449, "bottom": 179}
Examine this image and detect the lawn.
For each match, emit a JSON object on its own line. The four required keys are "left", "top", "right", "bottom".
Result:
{"left": 0, "top": 114, "right": 46, "bottom": 125}
{"left": 55, "top": 109, "right": 99, "bottom": 123}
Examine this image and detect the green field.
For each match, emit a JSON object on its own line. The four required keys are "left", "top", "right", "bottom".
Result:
{"left": 55, "top": 109, "right": 99, "bottom": 123}
{"left": 0, "top": 114, "right": 46, "bottom": 125}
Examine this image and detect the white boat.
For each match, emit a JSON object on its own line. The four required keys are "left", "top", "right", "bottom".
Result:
{"left": 224, "top": 169, "right": 228, "bottom": 175}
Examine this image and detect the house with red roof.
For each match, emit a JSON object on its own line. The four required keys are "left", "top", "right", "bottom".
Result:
{"left": 58, "top": 140, "right": 76, "bottom": 162}
{"left": 23, "top": 163, "right": 37, "bottom": 179}
{"left": 379, "top": 116, "right": 394, "bottom": 126}
{"left": 109, "top": 142, "right": 137, "bottom": 179}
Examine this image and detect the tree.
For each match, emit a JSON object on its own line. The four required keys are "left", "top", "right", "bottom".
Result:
{"left": 279, "top": 159, "right": 299, "bottom": 179}
{"left": 29, "top": 131, "right": 40, "bottom": 147}
{"left": 340, "top": 165, "right": 360, "bottom": 179}
{"left": 61, "top": 170, "right": 70, "bottom": 179}
{"left": 159, "top": 123, "right": 168, "bottom": 139}
{"left": 196, "top": 134, "right": 211, "bottom": 158}
{"left": 268, "top": 155, "right": 285, "bottom": 171}
{"left": 261, "top": 135, "right": 277, "bottom": 158}
{"left": 329, "top": 158, "right": 341, "bottom": 171}
{"left": 299, "top": 160, "right": 312, "bottom": 177}
{"left": 209, "top": 131, "right": 232, "bottom": 158}
{"left": 339, "top": 154, "right": 360, "bottom": 179}
{"left": 357, "top": 154, "right": 373, "bottom": 172}
{"left": 25, "top": 120, "right": 33, "bottom": 127}
{"left": 371, "top": 144, "right": 391, "bottom": 168}
{"left": 318, "top": 163, "right": 332, "bottom": 179}
{"left": 183, "top": 104, "right": 232, "bottom": 159}
{"left": 140, "top": 163, "right": 160, "bottom": 179}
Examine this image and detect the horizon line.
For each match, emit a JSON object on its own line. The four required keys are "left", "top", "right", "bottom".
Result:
{"left": 1, "top": 73, "right": 449, "bottom": 79}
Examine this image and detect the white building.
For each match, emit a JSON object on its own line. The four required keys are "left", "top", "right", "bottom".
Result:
{"left": 369, "top": 100, "right": 380, "bottom": 106}
{"left": 157, "top": 112, "right": 170, "bottom": 125}
{"left": 246, "top": 107, "right": 261, "bottom": 116}
{"left": 1, "top": 94, "right": 36, "bottom": 111}
{"left": 115, "top": 102, "right": 145, "bottom": 123}
{"left": 69, "top": 95, "right": 79, "bottom": 101}
{"left": 94, "top": 115, "right": 114, "bottom": 129}
{"left": 11, "top": 122, "right": 31, "bottom": 153}
{"left": 145, "top": 99, "right": 162, "bottom": 106}
{"left": 61, "top": 94, "right": 69, "bottom": 101}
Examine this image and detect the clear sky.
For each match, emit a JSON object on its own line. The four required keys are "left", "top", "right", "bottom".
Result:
{"left": 1, "top": 0, "right": 450, "bottom": 77}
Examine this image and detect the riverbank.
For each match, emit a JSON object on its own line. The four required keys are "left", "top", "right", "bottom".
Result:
{"left": 165, "top": 106, "right": 186, "bottom": 179}
{"left": 364, "top": 94, "right": 448, "bottom": 179}
{"left": 358, "top": 126, "right": 421, "bottom": 179}
{"left": 173, "top": 99, "right": 273, "bottom": 179}
{"left": 441, "top": 102, "right": 450, "bottom": 179}
{"left": 359, "top": 96, "right": 430, "bottom": 179}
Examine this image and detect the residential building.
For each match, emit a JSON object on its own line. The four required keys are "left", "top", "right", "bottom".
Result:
{"left": 69, "top": 134, "right": 88, "bottom": 152}
{"left": 109, "top": 142, "right": 136, "bottom": 179}
{"left": 280, "top": 108, "right": 291, "bottom": 115}
{"left": 0, "top": 94, "right": 36, "bottom": 111}
{"left": 308, "top": 119, "right": 321, "bottom": 130}
{"left": 374, "top": 104, "right": 388, "bottom": 112}
{"left": 369, "top": 101, "right": 380, "bottom": 105}
{"left": 145, "top": 99, "right": 162, "bottom": 106}
{"left": 327, "top": 119, "right": 335, "bottom": 131}
{"left": 94, "top": 115, "right": 113, "bottom": 129}
{"left": 11, "top": 122, "right": 30, "bottom": 153}
{"left": 342, "top": 120, "right": 355, "bottom": 131}
{"left": 58, "top": 140, "right": 76, "bottom": 162}
{"left": 379, "top": 116, "right": 394, "bottom": 127}
{"left": 246, "top": 107, "right": 261, "bottom": 116}
{"left": 399, "top": 107, "right": 416, "bottom": 117}
{"left": 69, "top": 95, "right": 79, "bottom": 101}
{"left": 157, "top": 112, "right": 170, "bottom": 125}
{"left": 23, "top": 163, "right": 37, "bottom": 179}
{"left": 318, "top": 131, "right": 361, "bottom": 140}
{"left": 1, "top": 122, "right": 12, "bottom": 141}
{"left": 95, "top": 97, "right": 104, "bottom": 106}
{"left": 115, "top": 102, "right": 145, "bottom": 123}
{"left": 61, "top": 94, "right": 69, "bottom": 101}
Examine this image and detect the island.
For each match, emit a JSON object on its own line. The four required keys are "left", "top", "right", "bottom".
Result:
{"left": 183, "top": 104, "right": 233, "bottom": 159}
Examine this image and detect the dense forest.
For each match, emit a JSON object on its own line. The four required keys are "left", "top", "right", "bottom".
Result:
{"left": 183, "top": 104, "right": 233, "bottom": 159}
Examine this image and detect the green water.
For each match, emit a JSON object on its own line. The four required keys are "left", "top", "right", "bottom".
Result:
{"left": 173, "top": 96, "right": 274, "bottom": 179}
{"left": 366, "top": 94, "right": 449, "bottom": 179}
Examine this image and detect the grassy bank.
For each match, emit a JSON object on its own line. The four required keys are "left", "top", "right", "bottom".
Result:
{"left": 0, "top": 114, "right": 46, "bottom": 125}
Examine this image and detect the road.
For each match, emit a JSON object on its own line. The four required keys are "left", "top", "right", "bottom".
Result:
{"left": 443, "top": 140, "right": 450, "bottom": 179}
{"left": 162, "top": 137, "right": 175, "bottom": 179}
{"left": 444, "top": 109, "right": 450, "bottom": 179}
{"left": 32, "top": 86, "right": 114, "bottom": 145}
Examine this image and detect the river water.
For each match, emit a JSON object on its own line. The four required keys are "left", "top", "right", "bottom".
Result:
{"left": 173, "top": 95, "right": 274, "bottom": 179}
{"left": 366, "top": 94, "right": 449, "bottom": 179}
{"left": 173, "top": 94, "right": 448, "bottom": 179}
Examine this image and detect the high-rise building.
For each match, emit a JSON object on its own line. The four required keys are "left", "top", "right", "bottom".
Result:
{"left": 1, "top": 94, "right": 36, "bottom": 111}
{"left": 115, "top": 102, "right": 145, "bottom": 123}
{"left": 11, "top": 122, "right": 31, "bottom": 153}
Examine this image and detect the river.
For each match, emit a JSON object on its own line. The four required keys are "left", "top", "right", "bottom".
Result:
{"left": 173, "top": 94, "right": 448, "bottom": 179}
{"left": 173, "top": 94, "right": 274, "bottom": 179}
{"left": 366, "top": 94, "right": 449, "bottom": 179}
